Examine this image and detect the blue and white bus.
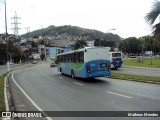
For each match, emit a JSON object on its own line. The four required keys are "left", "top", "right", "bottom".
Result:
{"left": 56, "top": 47, "right": 111, "bottom": 79}
{"left": 109, "top": 52, "right": 123, "bottom": 70}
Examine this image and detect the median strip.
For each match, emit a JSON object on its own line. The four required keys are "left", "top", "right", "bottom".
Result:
{"left": 110, "top": 72, "right": 160, "bottom": 84}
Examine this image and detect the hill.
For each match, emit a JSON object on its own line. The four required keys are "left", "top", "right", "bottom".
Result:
{"left": 21, "top": 25, "right": 122, "bottom": 41}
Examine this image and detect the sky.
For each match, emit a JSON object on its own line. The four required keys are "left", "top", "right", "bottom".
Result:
{"left": 0, "top": 0, "right": 159, "bottom": 38}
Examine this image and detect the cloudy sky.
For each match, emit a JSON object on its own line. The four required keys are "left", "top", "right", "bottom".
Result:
{"left": 0, "top": 0, "right": 159, "bottom": 38}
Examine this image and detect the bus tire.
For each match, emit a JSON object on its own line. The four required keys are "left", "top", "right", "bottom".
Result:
{"left": 71, "top": 70, "right": 75, "bottom": 79}
{"left": 60, "top": 68, "right": 63, "bottom": 74}
{"left": 114, "top": 67, "right": 118, "bottom": 70}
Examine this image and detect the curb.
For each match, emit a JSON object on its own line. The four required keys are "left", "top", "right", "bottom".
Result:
{"left": 109, "top": 77, "right": 160, "bottom": 85}
{"left": 2, "top": 65, "right": 33, "bottom": 112}
{"left": 123, "top": 66, "right": 160, "bottom": 71}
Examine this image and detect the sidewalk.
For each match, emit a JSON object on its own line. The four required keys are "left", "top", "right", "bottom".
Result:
{"left": 0, "top": 65, "right": 7, "bottom": 69}
{"left": 123, "top": 66, "right": 160, "bottom": 70}
{"left": 0, "top": 64, "right": 23, "bottom": 69}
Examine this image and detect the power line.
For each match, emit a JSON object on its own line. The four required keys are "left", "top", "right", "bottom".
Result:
{"left": 11, "top": 11, "right": 21, "bottom": 36}
{"left": 24, "top": 27, "right": 30, "bottom": 41}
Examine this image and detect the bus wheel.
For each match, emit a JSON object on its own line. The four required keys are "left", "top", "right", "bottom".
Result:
{"left": 114, "top": 67, "right": 118, "bottom": 70}
{"left": 71, "top": 70, "right": 75, "bottom": 79}
{"left": 60, "top": 68, "right": 63, "bottom": 74}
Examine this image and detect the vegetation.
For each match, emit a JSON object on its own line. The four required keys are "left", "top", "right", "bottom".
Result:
{"left": 0, "top": 41, "right": 21, "bottom": 64}
{"left": 40, "top": 53, "right": 45, "bottom": 61}
{"left": 0, "top": 74, "right": 6, "bottom": 112}
{"left": 94, "top": 38, "right": 117, "bottom": 50}
{"left": 118, "top": 36, "right": 160, "bottom": 55}
{"left": 145, "top": 0, "right": 160, "bottom": 38}
{"left": 111, "top": 72, "right": 160, "bottom": 82}
{"left": 144, "top": 1, "right": 160, "bottom": 57}
{"left": 123, "top": 58, "right": 160, "bottom": 68}
{"left": 21, "top": 25, "right": 122, "bottom": 41}
{"left": 74, "top": 39, "right": 88, "bottom": 50}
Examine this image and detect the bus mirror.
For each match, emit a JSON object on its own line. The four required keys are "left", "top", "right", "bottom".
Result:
{"left": 85, "top": 49, "right": 87, "bottom": 52}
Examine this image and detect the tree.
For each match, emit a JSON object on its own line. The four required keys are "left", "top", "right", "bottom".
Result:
{"left": 103, "top": 40, "right": 116, "bottom": 50}
{"left": 74, "top": 39, "right": 88, "bottom": 50}
{"left": 118, "top": 37, "right": 141, "bottom": 54}
{"left": 94, "top": 39, "right": 101, "bottom": 46}
{"left": 40, "top": 53, "right": 45, "bottom": 61}
{"left": 31, "top": 41, "right": 38, "bottom": 47}
{"left": 94, "top": 39, "right": 116, "bottom": 49}
{"left": 153, "top": 37, "right": 160, "bottom": 55}
{"left": 145, "top": 0, "right": 160, "bottom": 38}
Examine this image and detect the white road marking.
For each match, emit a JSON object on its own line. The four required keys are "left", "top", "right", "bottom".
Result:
{"left": 73, "top": 82, "right": 83, "bottom": 86}
{"left": 59, "top": 76, "right": 63, "bottom": 79}
{"left": 11, "top": 72, "right": 53, "bottom": 120}
{"left": 106, "top": 91, "right": 132, "bottom": 99}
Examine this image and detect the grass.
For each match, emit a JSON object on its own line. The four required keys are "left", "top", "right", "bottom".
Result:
{"left": 0, "top": 74, "right": 6, "bottom": 112}
{"left": 123, "top": 57, "right": 160, "bottom": 68}
{"left": 111, "top": 72, "right": 160, "bottom": 82}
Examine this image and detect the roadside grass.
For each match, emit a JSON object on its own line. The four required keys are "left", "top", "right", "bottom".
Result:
{"left": 123, "top": 57, "right": 160, "bottom": 68}
{"left": 111, "top": 72, "right": 160, "bottom": 82}
{"left": 0, "top": 74, "right": 6, "bottom": 112}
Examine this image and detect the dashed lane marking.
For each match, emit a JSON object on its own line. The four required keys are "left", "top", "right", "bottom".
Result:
{"left": 11, "top": 72, "right": 53, "bottom": 120}
{"left": 106, "top": 91, "right": 132, "bottom": 99}
{"left": 73, "top": 82, "right": 83, "bottom": 86}
{"left": 59, "top": 76, "right": 63, "bottom": 79}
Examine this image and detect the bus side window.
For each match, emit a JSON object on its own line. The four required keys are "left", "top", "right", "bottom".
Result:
{"left": 64, "top": 55, "right": 67, "bottom": 62}
{"left": 69, "top": 54, "right": 71, "bottom": 62}
{"left": 73, "top": 53, "right": 76, "bottom": 62}
{"left": 71, "top": 54, "right": 74, "bottom": 62}
{"left": 79, "top": 52, "right": 84, "bottom": 62}
{"left": 66, "top": 54, "right": 69, "bottom": 62}
{"left": 55, "top": 56, "right": 58, "bottom": 64}
{"left": 61, "top": 55, "right": 64, "bottom": 62}
{"left": 75, "top": 53, "right": 78, "bottom": 62}
{"left": 63, "top": 55, "right": 65, "bottom": 62}
{"left": 59, "top": 56, "right": 61, "bottom": 62}
{"left": 78, "top": 53, "right": 80, "bottom": 62}
{"left": 67, "top": 55, "right": 69, "bottom": 62}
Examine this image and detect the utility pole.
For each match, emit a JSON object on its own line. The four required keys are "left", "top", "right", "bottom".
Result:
{"left": 149, "top": 36, "right": 152, "bottom": 65}
{"left": 11, "top": 11, "right": 21, "bottom": 36}
{"left": 4, "top": 0, "right": 10, "bottom": 71}
{"left": 25, "top": 27, "right": 30, "bottom": 41}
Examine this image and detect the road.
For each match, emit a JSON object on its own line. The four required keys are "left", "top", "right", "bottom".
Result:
{"left": 8, "top": 63, "right": 160, "bottom": 120}
{"left": 113, "top": 66, "right": 160, "bottom": 77}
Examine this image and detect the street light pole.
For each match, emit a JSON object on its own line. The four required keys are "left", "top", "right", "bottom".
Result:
{"left": 100, "top": 28, "right": 116, "bottom": 47}
{"left": 107, "top": 28, "right": 116, "bottom": 33}
{"left": 106, "top": 28, "right": 116, "bottom": 50}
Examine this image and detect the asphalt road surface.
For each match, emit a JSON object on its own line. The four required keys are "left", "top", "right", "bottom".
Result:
{"left": 113, "top": 67, "right": 160, "bottom": 77}
{"left": 8, "top": 63, "right": 160, "bottom": 120}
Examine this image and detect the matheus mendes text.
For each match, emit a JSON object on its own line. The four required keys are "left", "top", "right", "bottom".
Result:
{"left": 128, "top": 112, "right": 159, "bottom": 117}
